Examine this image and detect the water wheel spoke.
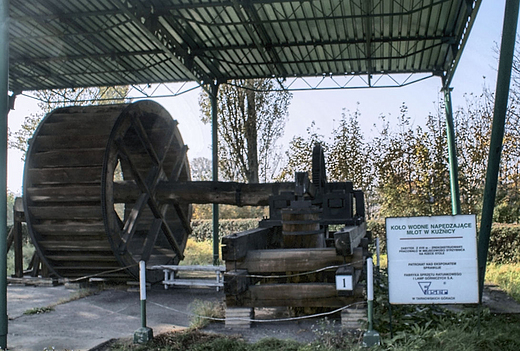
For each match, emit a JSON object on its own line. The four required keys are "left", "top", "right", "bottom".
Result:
{"left": 116, "top": 141, "right": 163, "bottom": 196}
{"left": 168, "top": 145, "right": 192, "bottom": 235}
{"left": 150, "top": 201, "right": 184, "bottom": 259}
{"left": 118, "top": 193, "right": 149, "bottom": 254}
{"left": 158, "top": 125, "right": 177, "bottom": 166}
{"left": 170, "top": 145, "right": 188, "bottom": 181}
{"left": 115, "top": 139, "right": 150, "bottom": 194}
{"left": 131, "top": 114, "right": 161, "bottom": 166}
{"left": 115, "top": 138, "right": 184, "bottom": 258}
{"left": 141, "top": 218, "right": 163, "bottom": 262}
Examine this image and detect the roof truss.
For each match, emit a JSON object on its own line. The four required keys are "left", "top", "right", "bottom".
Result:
{"left": 9, "top": 0, "right": 481, "bottom": 92}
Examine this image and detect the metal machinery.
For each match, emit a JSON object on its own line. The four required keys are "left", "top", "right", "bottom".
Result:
{"left": 222, "top": 146, "right": 369, "bottom": 309}
{"left": 23, "top": 100, "right": 368, "bottom": 307}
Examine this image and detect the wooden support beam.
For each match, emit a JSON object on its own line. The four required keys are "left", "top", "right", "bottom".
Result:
{"left": 226, "top": 247, "right": 363, "bottom": 273}
{"left": 13, "top": 216, "right": 23, "bottom": 278}
{"left": 113, "top": 180, "right": 294, "bottom": 206}
{"left": 221, "top": 227, "right": 273, "bottom": 261}
{"left": 334, "top": 222, "right": 367, "bottom": 256}
{"left": 13, "top": 197, "right": 24, "bottom": 278}
{"left": 228, "top": 283, "right": 363, "bottom": 308}
{"left": 224, "top": 269, "right": 249, "bottom": 296}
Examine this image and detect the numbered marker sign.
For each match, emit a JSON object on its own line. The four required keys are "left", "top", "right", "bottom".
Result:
{"left": 335, "top": 274, "right": 353, "bottom": 290}
{"left": 386, "top": 215, "right": 478, "bottom": 304}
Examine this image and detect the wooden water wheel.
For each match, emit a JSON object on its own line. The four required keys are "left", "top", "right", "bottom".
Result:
{"left": 23, "top": 101, "right": 191, "bottom": 281}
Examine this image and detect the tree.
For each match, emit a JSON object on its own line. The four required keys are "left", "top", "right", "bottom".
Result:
{"left": 328, "top": 107, "right": 376, "bottom": 217}
{"left": 277, "top": 121, "right": 326, "bottom": 181}
{"left": 200, "top": 79, "right": 291, "bottom": 183}
{"left": 190, "top": 157, "right": 212, "bottom": 181}
{"left": 372, "top": 103, "right": 452, "bottom": 218}
{"left": 9, "top": 86, "right": 128, "bottom": 157}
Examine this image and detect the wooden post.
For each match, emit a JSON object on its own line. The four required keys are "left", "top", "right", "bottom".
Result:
{"left": 211, "top": 82, "right": 220, "bottom": 265}
{"left": 13, "top": 198, "right": 24, "bottom": 278}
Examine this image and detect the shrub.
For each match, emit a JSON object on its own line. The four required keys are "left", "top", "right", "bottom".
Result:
{"left": 487, "top": 224, "right": 520, "bottom": 263}
{"left": 182, "top": 239, "right": 214, "bottom": 265}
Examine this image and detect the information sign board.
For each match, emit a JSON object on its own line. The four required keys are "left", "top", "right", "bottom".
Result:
{"left": 386, "top": 215, "right": 478, "bottom": 304}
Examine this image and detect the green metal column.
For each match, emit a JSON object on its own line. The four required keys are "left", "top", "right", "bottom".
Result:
{"left": 478, "top": 0, "right": 520, "bottom": 303}
{"left": 210, "top": 82, "right": 220, "bottom": 265}
{"left": 0, "top": 0, "right": 8, "bottom": 348}
{"left": 443, "top": 87, "right": 461, "bottom": 215}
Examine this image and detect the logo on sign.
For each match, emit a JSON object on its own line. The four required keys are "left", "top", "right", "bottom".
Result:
{"left": 418, "top": 282, "right": 448, "bottom": 295}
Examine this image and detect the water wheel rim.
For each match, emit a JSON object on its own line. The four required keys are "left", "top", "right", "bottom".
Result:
{"left": 23, "top": 104, "right": 127, "bottom": 279}
{"left": 23, "top": 101, "right": 191, "bottom": 281}
{"left": 101, "top": 100, "right": 192, "bottom": 280}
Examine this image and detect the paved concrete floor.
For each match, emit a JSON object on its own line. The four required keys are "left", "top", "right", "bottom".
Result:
{"left": 7, "top": 283, "right": 222, "bottom": 351}
{"left": 6, "top": 281, "right": 520, "bottom": 350}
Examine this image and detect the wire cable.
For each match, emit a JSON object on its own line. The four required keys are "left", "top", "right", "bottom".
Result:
{"left": 149, "top": 300, "right": 366, "bottom": 323}
{"left": 66, "top": 264, "right": 138, "bottom": 283}
{"left": 151, "top": 260, "right": 363, "bottom": 280}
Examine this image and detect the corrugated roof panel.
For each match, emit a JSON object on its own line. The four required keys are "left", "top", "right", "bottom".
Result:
{"left": 8, "top": 0, "right": 481, "bottom": 91}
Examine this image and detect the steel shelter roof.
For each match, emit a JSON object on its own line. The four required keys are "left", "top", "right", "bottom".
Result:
{"left": 9, "top": 0, "right": 481, "bottom": 92}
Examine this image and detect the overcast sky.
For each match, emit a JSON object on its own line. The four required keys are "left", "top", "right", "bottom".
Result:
{"left": 7, "top": 0, "right": 512, "bottom": 194}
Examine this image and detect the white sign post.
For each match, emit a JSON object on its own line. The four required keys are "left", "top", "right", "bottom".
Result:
{"left": 386, "top": 215, "right": 478, "bottom": 304}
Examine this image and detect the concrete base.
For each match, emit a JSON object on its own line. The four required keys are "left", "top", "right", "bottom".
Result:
{"left": 133, "top": 327, "right": 153, "bottom": 344}
{"left": 341, "top": 306, "right": 367, "bottom": 330}
{"left": 362, "top": 330, "right": 381, "bottom": 347}
{"left": 225, "top": 307, "right": 254, "bottom": 329}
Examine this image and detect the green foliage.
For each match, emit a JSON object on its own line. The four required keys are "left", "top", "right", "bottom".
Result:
{"left": 373, "top": 105, "right": 452, "bottom": 218}
{"left": 277, "top": 121, "right": 325, "bottom": 182}
{"left": 306, "top": 318, "right": 362, "bottom": 351}
{"left": 190, "top": 157, "right": 212, "bottom": 181}
{"left": 371, "top": 313, "right": 520, "bottom": 351}
{"left": 24, "top": 306, "right": 54, "bottom": 315}
{"left": 181, "top": 239, "right": 214, "bottom": 266}
{"left": 192, "top": 204, "right": 268, "bottom": 220}
{"left": 276, "top": 90, "right": 520, "bottom": 223}
{"left": 107, "top": 310, "right": 520, "bottom": 350}
{"left": 370, "top": 268, "right": 520, "bottom": 351}
{"left": 7, "top": 191, "right": 16, "bottom": 226}
{"left": 486, "top": 263, "right": 520, "bottom": 302}
{"left": 6, "top": 223, "right": 34, "bottom": 276}
{"left": 7, "top": 241, "right": 34, "bottom": 276}
{"left": 367, "top": 220, "right": 387, "bottom": 254}
{"left": 328, "top": 108, "right": 376, "bottom": 217}
{"left": 251, "top": 338, "right": 302, "bottom": 351}
{"left": 487, "top": 224, "right": 520, "bottom": 263}
{"left": 191, "top": 218, "right": 260, "bottom": 242}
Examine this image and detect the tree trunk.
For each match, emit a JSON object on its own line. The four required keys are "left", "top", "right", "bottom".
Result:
{"left": 245, "top": 81, "right": 259, "bottom": 183}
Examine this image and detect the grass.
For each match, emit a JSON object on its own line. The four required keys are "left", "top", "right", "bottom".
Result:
{"left": 22, "top": 288, "right": 97, "bottom": 316}
{"left": 181, "top": 238, "right": 217, "bottom": 266}
{"left": 371, "top": 313, "right": 520, "bottom": 351}
{"left": 108, "top": 328, "right": 363, "bottom": 351}
{"left": 485, "top": 262, "right": 520, "bottom": 303}
{"left": 106, "top": 311, "right": 520, "bottom": 351}
{"left": 189, "top": 299, "right": 225, "bottom": 329}
{"left": 23, "top": 306, "right": 54, "bottom": 315}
